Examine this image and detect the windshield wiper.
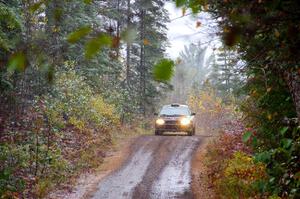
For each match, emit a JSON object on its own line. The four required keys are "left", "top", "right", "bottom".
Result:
{"left": 160, "top": 114, "right": 172, "bottom": 116}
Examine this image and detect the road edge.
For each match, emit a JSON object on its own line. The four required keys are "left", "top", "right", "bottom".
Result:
{"left": 46, "top": 135, "right": 137, "bottom": 199}
{"left": 191, "top": 136, "right": 215, "bottom": 199}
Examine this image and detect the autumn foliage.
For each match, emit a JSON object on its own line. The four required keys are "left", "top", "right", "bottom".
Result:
{"left": 176, "top": 0, "right": 300, "bottom": 197}
{"left": 205, "top": 118, "right": 268, "bottom": 198}
{"left": 188, "top": 85, "right": 237, "bottom": 134}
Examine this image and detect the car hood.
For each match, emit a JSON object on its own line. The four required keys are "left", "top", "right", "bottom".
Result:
{"left": 159, "top": 115, "right": 192, "bottom": 120}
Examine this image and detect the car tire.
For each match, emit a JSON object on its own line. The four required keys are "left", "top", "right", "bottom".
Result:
{"left": 155, "top": 130, "right": 161, "bottom": 136}
{"left": 188, "top": 128, "right": 195, "bottom": 136}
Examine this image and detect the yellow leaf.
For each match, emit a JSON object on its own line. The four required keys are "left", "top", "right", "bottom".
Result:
{"left": 52, "top": 27, "right": 60, "bottom": 33}
{"left": 84, "top": 0, "right": 93, "bottom": 4}
{"left": 230, "top": 8, "right": 236, "bottom": 14}
{"left": 224, "top": 27, "right": 230, "bottom": 33}
{"left": 143, "top": 39, "right": 150, "bottom": 45}
{"left": 267, "top": 114, "right": 272, "bottom": 120}
{"left": 67, "top": 26, "right": 92, "bottom": 43}
{"left": 8, "top": 52, "right": 27, "bottom": 72}
{"left": 267, "top": 87, "right": 272, "bottom": 92}
{"left": 275, "top": 29, "right": 280, "bottom": 38}
{"left": 182, "top": 7, "right": 186, "bottom": 16}
{"left": 85, "top": 34, "right": 112, "bottom": 59}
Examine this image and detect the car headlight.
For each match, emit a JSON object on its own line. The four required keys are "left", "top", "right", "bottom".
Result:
{"left": 180, "top": 117, "right": 191, "bottom": 126}
{"left": 156, "top": 118, "right": 165, "bottom": 125}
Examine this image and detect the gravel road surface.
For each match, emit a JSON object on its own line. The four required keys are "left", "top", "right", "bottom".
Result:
{"left": 91, "top": 135, "right": 201, "bottom": 199}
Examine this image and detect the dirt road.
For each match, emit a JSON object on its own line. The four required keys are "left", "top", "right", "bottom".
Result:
{"left": 90, "top": 135, "right": 202, "bottom": 199}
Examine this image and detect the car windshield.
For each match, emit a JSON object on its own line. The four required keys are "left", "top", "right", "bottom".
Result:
{"left": 159, "top": 106, "right": 190, "bottom": 116}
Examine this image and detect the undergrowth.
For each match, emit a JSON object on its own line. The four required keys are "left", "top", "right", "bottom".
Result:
{"left": 0, "top": 67, "right": 151, "bottom": 198}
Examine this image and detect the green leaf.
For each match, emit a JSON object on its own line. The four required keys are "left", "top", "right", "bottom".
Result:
{"left": 30, "top": 1, "right": 44, "bottom": 13}
{"left": 252, "top": 136, "right": 258, "bottom": 147}
{"left": 84, "top": 0, "right": 93, "bottom": 4}
{"left": 242, "top": 131, "right": 252, "bottom": 143}
{"left": 67, "top": 26, "right": 92, "bottom": 43}
{"left": 1, "top": 79, "right": 13, "bottom": 89}
{"left": 254, "top": 151, "right": 271, "bottom": 163}
{"left": 85, "top": 34, "right": 112, "bottom": 59}
{"left": 7, "top": 52, "right": 27, "bottom": 72}
{"left": 175, "top": 0, "right": 186, "bottom": 7}
{"left": 153, "top": 59, "right": 174, "bottom": 82}
{"left": 281, "top": 138, "right": 293, "bottom": 149}
{"left": 190, "top": 2, "right": 201, "bottom": 13}
{"left": 41, "top": 64, "right": 54, "bottom": 82}
{"left": 253, "top": 180, "right": 267, "bottom": 193}
{"left": 54, "top": 8, "right": 63, "bottom": 21}
{"left": 280, "top": 127, "right": 289, "bottom": 136}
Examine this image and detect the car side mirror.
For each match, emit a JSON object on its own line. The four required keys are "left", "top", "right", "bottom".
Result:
{"left": 191, "top": 112, "right": 196, "bottom": 116}
{"left": 154, "top": 113, "right": 158, "bottom": 116}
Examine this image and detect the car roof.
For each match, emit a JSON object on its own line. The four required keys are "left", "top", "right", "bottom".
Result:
{"left": 162, "top": 104, "right": 189, "bottom": 108}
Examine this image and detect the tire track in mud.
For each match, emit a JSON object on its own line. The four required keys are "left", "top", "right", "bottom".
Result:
{"left": 90, "top": 135, "right": 201, "bottom": 199}
{"left": 149, "top": 138, "right": 199, "bottom": 199}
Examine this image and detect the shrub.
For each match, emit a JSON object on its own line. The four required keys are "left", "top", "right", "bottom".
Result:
{"left": 43, "top": 65, "right": 120, "bottom": 132}
{"left": 216, "top": 151, "right": 267, "bottom": 199}
{"left": 89, "top": 95, "right": 120, "bottom": 129}
{"left": 43, "top": 67, "right": 93, "bottom": 130}
{"left": 0, "top": 143, "right": 29, "bottom": 197}
{"left": 0, "top": 64, "right": 123, "bottom": 197}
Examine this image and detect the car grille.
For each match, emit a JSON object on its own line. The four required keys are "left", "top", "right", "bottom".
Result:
{"left": 165, "top": 120, "right": 179, "bottom": 125}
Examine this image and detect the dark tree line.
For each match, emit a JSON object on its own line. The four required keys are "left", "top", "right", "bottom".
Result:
{"left": 0, "top": 0, "right": 170, "bottom": 197}
{"left": 175, "top": 0, "right": 300, "bottom": 197}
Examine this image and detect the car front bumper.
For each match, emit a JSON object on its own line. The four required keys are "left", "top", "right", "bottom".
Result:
{"left": 155, "top": 124, "right": 193, "bottom": 132}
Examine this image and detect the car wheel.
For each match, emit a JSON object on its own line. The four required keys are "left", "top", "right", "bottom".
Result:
{"left": 155, "top": 130, "right": 161, "bottom": 136}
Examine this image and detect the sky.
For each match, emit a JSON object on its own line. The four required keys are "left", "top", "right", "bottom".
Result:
{"left": 164, "top": 2, "right": 221, "bottom": 59}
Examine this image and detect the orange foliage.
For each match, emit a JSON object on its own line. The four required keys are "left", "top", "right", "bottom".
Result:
{"left": 188, "top": 86, "right": 236, "bottom": 134}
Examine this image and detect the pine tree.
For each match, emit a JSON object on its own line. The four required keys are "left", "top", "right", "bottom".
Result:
{"left": 127, "top": 0, "right": 169, "bottom": 115}
{"left": 168, "top": 42, "right": 213, "bottom": 103}
{"left": 209, "top": 46, "right": 242, "bottom": 98}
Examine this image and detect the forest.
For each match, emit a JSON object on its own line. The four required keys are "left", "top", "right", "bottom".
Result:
{"left": 1, "top": 0, "right": 299, "bottom": 198}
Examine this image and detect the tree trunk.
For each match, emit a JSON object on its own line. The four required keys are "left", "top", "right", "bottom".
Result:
{"left": 139, "top": 9, "right": 146, "bottom": 115}
{"left": 116, "top": 0, "right": 120, "bottom": 58}
{"left": 126, "top": 0, "right": 131, "bottom": 84}
{"left": 284, "top": 70, "right": 300, "bottom": 121}
{"left": 45, "top": 0, "right": 63, "bottom": 68}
